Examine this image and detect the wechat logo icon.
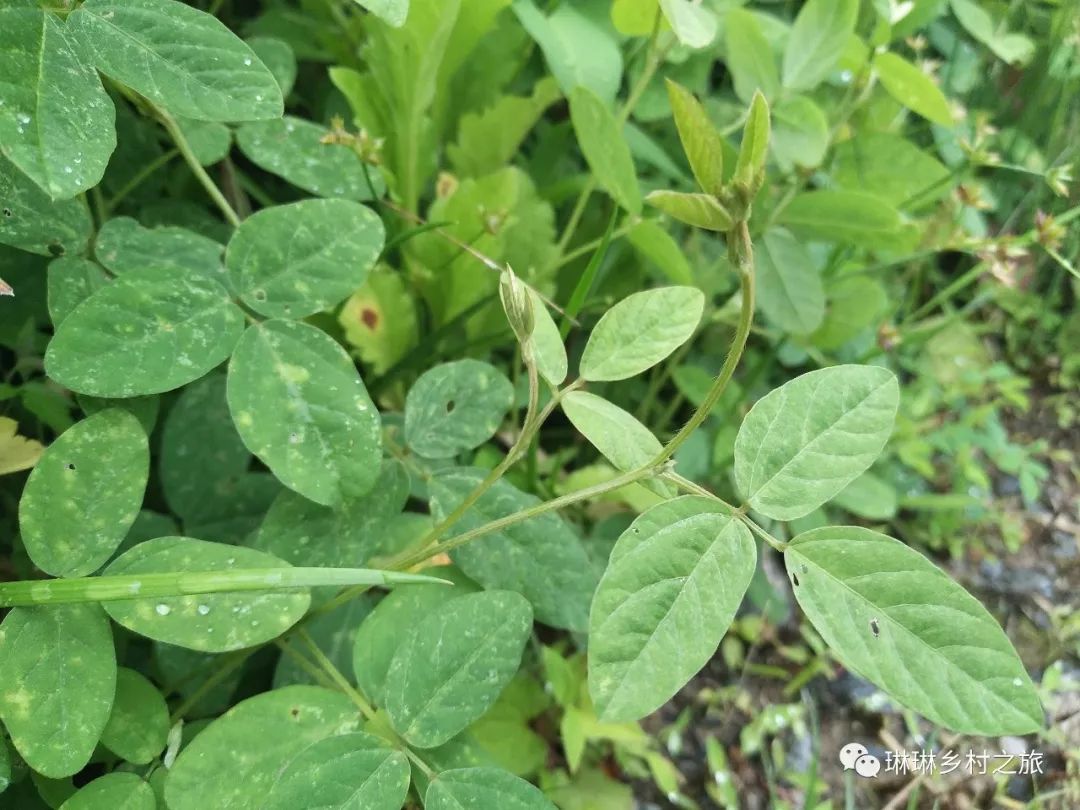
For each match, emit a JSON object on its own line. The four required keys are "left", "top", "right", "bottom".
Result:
{"left": 840, "top": 743, "right": 881, "bottom": 778}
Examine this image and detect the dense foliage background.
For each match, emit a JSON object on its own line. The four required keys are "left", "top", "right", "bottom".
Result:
{"left": 0, "top": 0, "right": 1077, "bottom": 808}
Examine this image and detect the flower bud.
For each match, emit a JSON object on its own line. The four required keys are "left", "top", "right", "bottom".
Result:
{"left": 499, "top": 266, "right": 535, "bottom": 346}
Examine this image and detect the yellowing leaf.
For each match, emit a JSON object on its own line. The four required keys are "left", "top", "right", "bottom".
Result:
{"left": 0, "top": 417, "right": 43, "bottom": 475}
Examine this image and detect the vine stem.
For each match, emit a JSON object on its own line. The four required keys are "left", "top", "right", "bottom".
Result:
{"left": 653, "top": 220, "right": 756, "bottom": 465}
{"left": 416, "top": 357, "right": 541, "bottom": 549}
{"left": 154, "top": 105, "right": 241, "bottom": 227}
{"left": 388, "top": 463, "right": 663, "bottom": 572}
{"left": 293, "top": 629, "right": 437, "bottom": 779}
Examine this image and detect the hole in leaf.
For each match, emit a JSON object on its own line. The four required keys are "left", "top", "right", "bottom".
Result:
{"left": 47, "top": 241, "right": 65, "bottom": 257}
{"left": 445, "top": 399, "right": 455, "bottom": 414}
{"left": 65, "top": 462, "right": 76, "bottom": 471}
{"left": 870, "top": 618, "right": 880, "bottom": 637}
{"left": 791, "top": 572, "right": 800, "bottom": 587}
{"left": 289, "top": 708, "right": 300, "bottom": 718}
{"left": 1, "top": 208, "right": 11, "bottom": 217}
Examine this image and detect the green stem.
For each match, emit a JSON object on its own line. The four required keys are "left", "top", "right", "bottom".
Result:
{"left": 0, "top": 567, "right": 448, "bottom": 608}
{"left": 388, "top": 464, "right": 662, "bottom": 573}
{"left": 274, "top": 639, "right": 340, "bottom": 691}
{"left": 653, "top": 221, "right": 755, "bottom": 466}
{"left": 663, "top": 471, "right": 786, "bottom": 552}
{"left": 296, "top": 629, "right": 378, "bottom": 722}
{"left": 294, "top": 628, "right": 437, "bottom": 779}
{"left": 553, "top": 220, "right": 635, "bottom": 271}
{"left": 154, "top": 106, "right": 241, "bottom": 227}
{"left": 416, "top": 357, "right": 541, "bottom": 549}
{"left": 104, "top": 148, "right": 179, "bottom": 214}
{"left": 169, "top": 650, "right": 251, "bottom": 722}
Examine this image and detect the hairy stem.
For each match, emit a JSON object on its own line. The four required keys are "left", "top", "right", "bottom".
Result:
{"left": 653, "top": 220, "right": 756, "bottom": 465}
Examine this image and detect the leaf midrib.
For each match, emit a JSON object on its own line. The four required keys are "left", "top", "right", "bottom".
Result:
{"left": 748, "top": 375, "right": 892, "bottom": 500}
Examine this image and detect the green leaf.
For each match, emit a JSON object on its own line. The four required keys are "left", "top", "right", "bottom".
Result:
{"left": 426, "top": 767, "right": 556, "bottom": 810}
{"left": 69, "top": 0, "right": 282, "bottom": 122}
{"left": 100, "top": 668, "right": 169, "bottom": 765}
{"left": 646, "top": 190, "right": 733, "bottom": 231}
{"left": 829, "top": 470, "right": 898, "bottom": 520}
{"left": 95, "top": 216, "right": 224, "bottom": 281}
{"left": 950, "top": 0, "right": 1034, "bottom": 64}
{"left": 561, "top": 391, "right": 672, "bottom": 497}
{"left": 659, "top": 0, "right": 717, "bottom": 49}
{"left": 252, "top": 462, "right": 408, "bottom": 591}
{"left": 59, "top": 773, "right": 155, "bottom": 810}
{"left": 777, "top": 190, "right": 903, "bottom": 249}
{"left": 353, "top": 573, "right": 479, "bottom": 705}
{"left": 165, "top": 686, "right": 361, "bottom": 810}
{"left": 528, "top": 289, "right": 568, "bottom": 386}
{"left": 448, "top": 78, "right": 561, "bottom": 178}
{"left": 19, "top": 409, "right": 148, "bottom": 577}
{"left": 47, "top": 257, "right": 109, "bottom": 326}
{"left": 771, "top": 95, "right": 829, "bottom": 169}
{"left": 0, "top": 6, "right": 115, "bottom": 199}
{"left": 568, "top": 86, "right": 641, "bottom": 215}
{"left": 734, "top": 91, "right": 770, "bottom": 192}
{"left": 102, "top": 537, "right": 311, "bottom": 652}
{"left": 513, "top": 0, "right": 622, "bottom": 104}
{"left": 724, "top": 9, "right": 779, "bottom": 102}
{"left": 810, "top": 275, "right": 888, "bottom": 351}
{"left": 386, "top": 590, "right": 532, "bottom": 747}
{"left": 781, "top": 0, "right": 858, "bottom": 91}
{"left": 833, "top": 132, "right": 951, "bottom": 209}
{"left": 664, "top": 80, "right": 724, "bottom": 195}
{"left": 265, "top": 732, "right": 410, "bottom": 810}
{"left": 588, "top": 497, "right": 755, "bottom": 721}
{"left": 626, "top": 219, "right": 693, "bottom": 285}
{"left": 245, "top": 36, "right": 297, "bottom": 97}
{"left": 226, "top": 199, "right": 384, "bottom": 319}
{"left": 226, "top": 319, "right": 382, "bottom": 506}
{"left": 734, "top": 365, "right": 899, "bottom": 520}
{"left": 0, "top": 605, "right": 115, "bottom": 778}
{"left": 0, "top": 154, "right": 93, "bottom": 257}
{"left": 579, "top": 287, "right": 704, "bottom": 382}
{"left": 429, "top": 469, "right": 596, "bottom": 631}
{"left": 754, "top": 227, "right": 824, "bottom": 335}
{"left": 786, "top": 526, "right": 1043, "bottom": 734}
{"left": 352, "top": 0, "right": 410, "bottom": 28}
{"left": 45, "top": 267, "right": 245, "bottom": 398}
{"left": 404, "top": 359, "right": 514, "bottom": 460}
{"left": 159, "top": 373, "right": 250, "bottom": 521}
{"left": 236, "top": 116, "right": 384, "bottom": 200}
{"left": 873, "top": 52, "right": 953, "bottom": 125}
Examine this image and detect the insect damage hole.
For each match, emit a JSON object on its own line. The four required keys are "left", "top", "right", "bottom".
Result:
{"left": 791, "top": 572, "right": 800, "bottom": 587}
{"left": 445, "top": 399, "right": 455, "bottom": 414}
{"left": 870, "top": 618, "right": 880, "bottom": 637}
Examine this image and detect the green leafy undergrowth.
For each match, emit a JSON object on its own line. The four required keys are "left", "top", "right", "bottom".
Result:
{"left": 0, "top": 0, "right": 1064, "bottom": 806}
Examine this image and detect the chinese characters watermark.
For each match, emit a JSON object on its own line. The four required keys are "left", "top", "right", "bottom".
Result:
{"left": 840, "top": 742, "right": 1045, "bottom": 779}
